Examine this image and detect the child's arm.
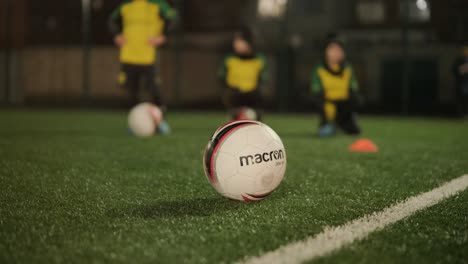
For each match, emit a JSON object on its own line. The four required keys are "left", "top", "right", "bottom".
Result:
{"left": 311, "top": 66, "right": 322, "bottom": 94}
{"left": 157, "top": 0, "right": 178, "bottom": 36}
{"left": 350, "top": 65, "right": 359, "bottom": 92}
{"left": 218, "top": 55, "right": 231, "bottom": 107}
{"left": 349, "top": 65, "right": 364, "bottom": 107}
{"left": 108, "top": 4, "right": 125, "bottom": 47}
{"left": 258, "top": 54, "right": 268, "bottom": 92}
{"left": 150, "top": 0, "right": 178, "bottom": 47}
{"left": 218, "top": 55, "right": 229, "bottom": 82}
{"left": 310, "top": 66, "right": 325, "bottom": 107}
{"left": 311, "top": 66, "right": 323, "bottom": 94}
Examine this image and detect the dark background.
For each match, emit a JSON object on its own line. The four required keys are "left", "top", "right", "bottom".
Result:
{"left": 1, "top": 0, "right": 467, "bottom": 115}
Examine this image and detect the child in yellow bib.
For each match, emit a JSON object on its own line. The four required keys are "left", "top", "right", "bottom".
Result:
{"left": 109, "top": 0, "right": 176, "bottom": 134}
{"left": 219, "top": 27, "right": 267, "bottom": 121}
{"left": 311, "top": 37, "right": 362, "bottom": 137}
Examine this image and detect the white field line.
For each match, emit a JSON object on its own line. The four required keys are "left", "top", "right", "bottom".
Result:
{"left": 240, "top": 174, "right": 468, "bottom": 264}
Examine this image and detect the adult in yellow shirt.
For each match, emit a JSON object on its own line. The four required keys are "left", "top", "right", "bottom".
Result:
{"left": 109, "top": 0, "right": 176, "bottom": 110}
{"left": 311, "top": 37, "right": 362, "bottom": 137}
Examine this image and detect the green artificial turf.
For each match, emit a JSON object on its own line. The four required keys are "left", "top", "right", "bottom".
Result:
{"left": 1, "top": 110, "right": 467, "bottom": 263}
{"left": 313, "top": 190, "right": 468, "bottom": 264}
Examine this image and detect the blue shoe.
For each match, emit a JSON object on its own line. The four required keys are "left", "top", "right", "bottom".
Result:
{"left": 319, "top": 124, "right": 336, "bottom": 138}
{"left": 158, "top": 120, "right": 171, "bottom": 135}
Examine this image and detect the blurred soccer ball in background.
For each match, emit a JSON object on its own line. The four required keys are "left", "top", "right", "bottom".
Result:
{"left": 128, "top": 103, "right": 162, "bottom": 137}
{"left": 235, "top": 107, "right": 258, "bottom": 121}
{"left": 203, "top": 120, "right": 287, "bottom": 201}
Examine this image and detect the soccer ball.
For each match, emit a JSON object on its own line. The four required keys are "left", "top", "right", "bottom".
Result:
{"left": 203, "top": 120, "right": 287, "bottom": 201}
{"left": 235, "top": 107, "right": 258, "bottom": 121}
{"left": 128, "top": 103, "right": 162, "bottom": 137}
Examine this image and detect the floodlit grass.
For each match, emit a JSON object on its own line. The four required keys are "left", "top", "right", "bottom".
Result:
{"left": 1, "top": 110, "right": 467, "bottom": 263}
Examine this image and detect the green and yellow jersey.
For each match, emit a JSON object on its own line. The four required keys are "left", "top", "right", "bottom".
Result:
{"left": 109, "top": 0, "right": 176, "bottom": 65}
{"left": 219, "top": 54, "right": 267, "bottom": 93}
{"left": 311, "top": 62, "right": 359, "bottom": 101}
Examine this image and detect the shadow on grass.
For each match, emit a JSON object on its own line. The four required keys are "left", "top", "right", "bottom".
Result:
{"left": 106, "top": 197, "right": 245, "bottom": 219}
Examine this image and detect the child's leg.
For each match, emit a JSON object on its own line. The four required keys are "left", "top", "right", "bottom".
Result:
{"left": 224, "top": 88, "right": 239, "bottom": 108}
{"left": 243, "top": 90, "right": 262, "bottom": 121}
{"left": 141, "top": 65, "right": 171, "bottom": 134}
{"left": 336, "top": 102, "right": 361, "bottom": 135}
{"left": 318, "top": 102, "right": 337, "bottom": 137}
{"left": 143, "top": 65, "right": 164, "bottom": 109}
{"left": 120, "top": 64, "right": 141, "bottom": 107}
{"left": 225, "top": 88, "right": 242, "bottom": 120}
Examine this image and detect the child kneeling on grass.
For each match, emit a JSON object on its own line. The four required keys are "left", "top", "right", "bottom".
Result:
{"left": 311, "top": 36, "right": 362, "bottom": 137}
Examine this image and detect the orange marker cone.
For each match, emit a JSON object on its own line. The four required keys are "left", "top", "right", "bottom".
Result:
{"left": 349, "top": 138, "right": 378, "bottom": 153}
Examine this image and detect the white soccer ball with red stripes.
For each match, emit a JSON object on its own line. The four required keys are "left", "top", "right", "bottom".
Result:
{"left": 128, "top": 103, "right": 162, "bottom": 137}
{"left": 203, "top": 120, "right": 287, "bottom": 201}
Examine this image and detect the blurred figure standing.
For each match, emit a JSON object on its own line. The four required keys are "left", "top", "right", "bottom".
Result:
{"left": 109, "top": 0, "right": 176, "bottom": 133}
{"left": 218, "top": 27, "right": 267, "bottom": 121}
{"left": 452, "top": 45, "right": 468, "bottom": 118}
{"left": 311, "top": 36, "right": 362, "bottom": 137}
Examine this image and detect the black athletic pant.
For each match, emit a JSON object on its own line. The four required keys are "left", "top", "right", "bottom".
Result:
{"left": 120, "top": 64, "right": 163, "bottom": 107}
{"left": 226, "top": 89, "right": 261, "bottom": 108}
{"left": 224, "top": 88, "right": 262, "bottom": 120}
{"left": 319, "top": 100, "right": 361, "bottom": 135}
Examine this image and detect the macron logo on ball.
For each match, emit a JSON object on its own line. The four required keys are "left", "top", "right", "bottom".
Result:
{"left": 239, "top": 149, "right": 285, "bottom": 167}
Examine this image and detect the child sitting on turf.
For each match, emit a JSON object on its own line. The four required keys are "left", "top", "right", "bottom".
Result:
{"left": 311, "top": 35, "right": 362, "bottom": 137}
{"left": 218, "top": 27, "right": 267, "bottom": 121}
